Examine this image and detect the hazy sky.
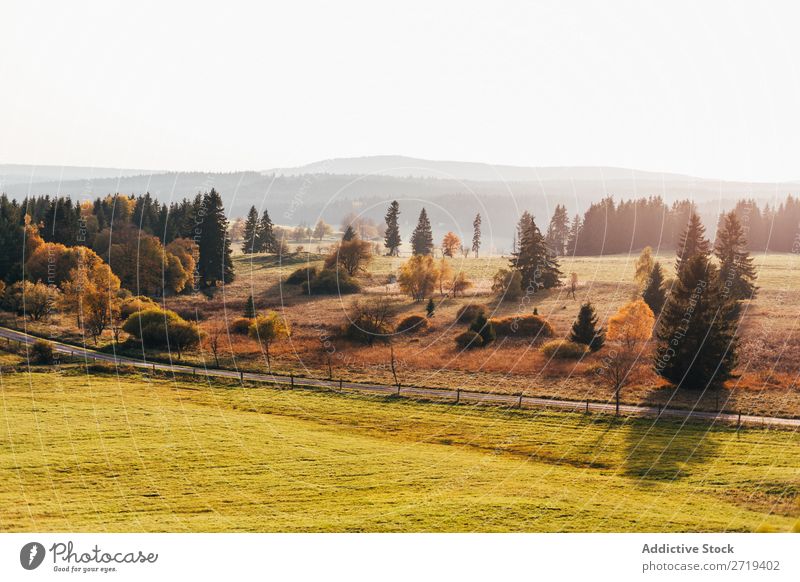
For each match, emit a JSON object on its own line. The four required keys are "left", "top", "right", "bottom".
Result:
{"left": 3, "top": 0, "right": 800, "bottom": 181}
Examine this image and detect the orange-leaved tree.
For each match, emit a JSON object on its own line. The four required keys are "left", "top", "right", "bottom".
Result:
{"left": 441, "top": 232, "right": 461, "bottom": 258}
{"left": 601, "top": 298, "right": 655, "bottom": 416}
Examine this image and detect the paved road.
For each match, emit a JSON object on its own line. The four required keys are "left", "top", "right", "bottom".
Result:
{"left": 2, "top": 326, "right": 798, "bottom": 429}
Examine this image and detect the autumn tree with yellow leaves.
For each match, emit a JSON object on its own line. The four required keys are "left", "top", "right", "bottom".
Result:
{"left": 599, "top": 298, "right": 655, "bottom": 416}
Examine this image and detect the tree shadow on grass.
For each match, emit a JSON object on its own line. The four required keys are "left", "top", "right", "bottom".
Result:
{"left": 622, "top": 396, "right": 719, "bottom": 484}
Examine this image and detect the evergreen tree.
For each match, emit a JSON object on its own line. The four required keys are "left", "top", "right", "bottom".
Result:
{"left": 178, "top": 193, "right": 204, "bottom": 240}
{"left": 566, "top": 214, "right": 581, "bottom": 255}
{"left": 654, "top": 254, "right": 739, "bottom": 389}
{"left": 411, "top": 208, "right": 434, "bottom": 256}
{"left": 469, "top": 312, "right": 495, "bottom": 345}
{"left": 641, "top": 262, "right": 667, "bottom": 315}
{"left": 472, "top": 213, "right": 482, "bottom": 257}
{"left": 569, "top": 301, "right": 605, "bottom": 352}
{"left": 545, "top": 204, "right": 570, "bottom": 256}
{"left": 42, "top": 196, "right": 81, "bottom": 245}
{"left": 510, "top": 211, "right": 562, "bottom": 292}
{"left": 241, "top": 206, "right": 260, "bottom": 254}
{"left": 675, "top": 211, "right": 710, "bottom": 273}
{"left": 715, "top": 211, "right": 758, "bottom": 301}
{"left": 384, "top": 200, "right": 401, "bottom": 256}
{"left": 197, "top": 189, "right": 235, "bottom": 287}
{"left": 342, "top": 224, "right": 357, "bottom": 242}
{"left": 0, "top": 195, "right": 24, "bottom": 283}
{"left": 243, "top": 295, "right": 256, "bottom": 319}
{"left": 133, "top": 192, "right": 160, "bottom": 233}
{"left": 256, "top": 209, "right": 276, "bottom": 253}
{"left": 426, "top": 297, "right": 435, "bottom": 318}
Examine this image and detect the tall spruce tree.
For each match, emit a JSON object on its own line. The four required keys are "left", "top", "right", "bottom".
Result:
{"left": 641, "top": 261, "right": 667, "bottom": 315}
{"left": 241, "top": 206, "right": 259, "bottom": 254}
{"left": 0, "top": 195, "right": 24, "bottom": 283}
{"left": 675, "top": 211, "right": 710, "bottom": 273}
{"left": 569, "top": 301, "right": 605, "bottom": 352}
{"left": 566, "top": 214, "right": 581, "bottom": 255}
{"left": 411, "top": 208, "right": 434, "bottom": 256}
{"left": 715, "top": 211, "right": 758, "bottom": 301}
{"left": 384, "top": 201, "right": 401, "bottom": 256}
{"left": 510, "top": 211, "right": 562, "bottom": 292}
{"left": 472, "top": 213, "right": 482, "bottom": 257}
{"left": 197, "top": 189, "right": 235, "bottom": 287}
{"left": 545, "top": 204, "right": 570, "bottom": 256}
{"left": 256, "top": 209, "right": 276, "bottom": 253}
{"left": 654, "top": 254, "right": 739, "bottom": 389}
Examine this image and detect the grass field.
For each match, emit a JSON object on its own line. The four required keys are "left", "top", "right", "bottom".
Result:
{"left": 1, "top": 368, "right": 798, "bottom": 532}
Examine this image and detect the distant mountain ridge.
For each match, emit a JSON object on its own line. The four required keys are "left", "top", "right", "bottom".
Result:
{"left": 265, "top": 155, "right": 793, "bottom": 185}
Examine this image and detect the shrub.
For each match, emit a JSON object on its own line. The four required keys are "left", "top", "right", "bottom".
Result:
{"left": 230, "top": 317, "right": 253, "bottom": 335}
{"left": 491, "top": 314, "right": 554, "bottom": 338}
{"left": 396, "top": 314, "right": 430, "bottom": 334}
{"left": 30, "top": 339, "right": 55, "bottom": 364}
{"left": 491, "top": 268, "right": 523, "bottom": 301}
{"left": 456, "top": 304, "right": 486, "bottom": 324}
{"left": 469, "top": 313, "right": 496, "bottom": 345}
{"left": 174, "top": 306, "right": 206, "bottom": 322}
{"left": 286, "top": 266, "right": 318, "bottom": 285}
{"left": 120, "top": 295, "right": 158, "bottom": 319}
{"left": 302, "top": 269, "right": 361, "bottom": 295}
{"left": 344, "top": 298, "right": 395, "bottom": 345}
{"left": 455, "top": 330, "right": 484, "bottom": 349}
{"left": 540, "top": 339, "right": 588, "bottom": 360}
{"left": 122, "top": 308, "right": 201, "bottom": 356}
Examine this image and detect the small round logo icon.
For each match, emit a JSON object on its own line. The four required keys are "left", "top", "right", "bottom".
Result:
{"left": 20, "top": 542, "right": 45, "bottom": 570}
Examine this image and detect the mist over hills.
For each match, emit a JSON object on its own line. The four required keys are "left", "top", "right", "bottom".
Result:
{"left": 0, "top": 164, "right": 154, "bottom": 186}
{"left": 3, "top": 156, "right": 798, "bottom": 251}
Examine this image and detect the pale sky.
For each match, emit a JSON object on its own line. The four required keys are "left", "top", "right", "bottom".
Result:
{"left": 2, "top": 0, "right": 800, "bottom": 181}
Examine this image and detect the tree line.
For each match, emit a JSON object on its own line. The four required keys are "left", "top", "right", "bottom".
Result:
{"left": 0, "top": 189, "right": 234, "bottom": 290}
{"left": 539, "top": 194, "right": 800, "bottom": 256}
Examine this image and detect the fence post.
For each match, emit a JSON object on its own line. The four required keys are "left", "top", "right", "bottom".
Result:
{"left": 240, "top": 370, "right": 244, "bottom": 383}
{"left": 518, "top": 393, "right": 523, "bottom": 409}
{"left": 152, "top": 363, "right": 156, "bottom": 373}
{"left": 737, "top": 412, "right": 741, "bottom": 429}
{"left": 586, "top": 399, "right": 589, "bottom": 414}
{"left": 456, "top": 388, "right": 460, "bottom": 404}
{"left": 290, "top": 373, "right": 294, "bottom": 387}
{"left": 339, "top": 378, "right": 343, "bottom": 390}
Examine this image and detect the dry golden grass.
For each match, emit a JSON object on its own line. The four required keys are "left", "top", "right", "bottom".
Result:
{"left": 6, "top": 251, "right": 800, "bottom": 417}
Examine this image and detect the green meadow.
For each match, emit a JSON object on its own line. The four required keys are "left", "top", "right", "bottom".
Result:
{"left": 1, "top": 369, "right": 798, "bottom": 532}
